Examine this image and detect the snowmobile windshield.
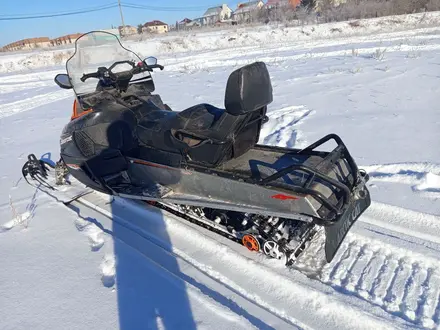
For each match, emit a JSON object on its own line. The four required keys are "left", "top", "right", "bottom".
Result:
{"left": 66, "top": 31, "right": 147, "bottom": 96}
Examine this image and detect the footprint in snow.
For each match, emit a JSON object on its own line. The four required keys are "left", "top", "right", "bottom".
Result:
{"left": 100, "top": 254, "right": 116, "bottom": 288}
{"left": 261, "top": 105, "right": 313, "bottom": 148}
{"left": 74, "top": 217, "right": 105, "bottom": 251}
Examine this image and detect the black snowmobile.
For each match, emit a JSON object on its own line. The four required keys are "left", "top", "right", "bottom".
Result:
{"left": 22, "top": 31, "right": 371, "bottom": 266}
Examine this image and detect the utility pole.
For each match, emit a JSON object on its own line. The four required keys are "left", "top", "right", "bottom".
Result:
{"left": 118, "top": 0, "right": 125, "bottom": 29}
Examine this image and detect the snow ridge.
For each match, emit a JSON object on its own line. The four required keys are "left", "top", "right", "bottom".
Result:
{"left": 365, "top": 162, "right": 440, "bottom": 199}
{"left": 0, "top": 90, "right": 71, "bottom": 119}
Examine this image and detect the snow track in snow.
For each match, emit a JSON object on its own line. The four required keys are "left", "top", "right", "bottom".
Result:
{"left": 69, "top": 195, "right": 304, "bottom": 330}
{"left": 363, "top": 202, "right": 440, "bottom": 246}
{"left": 261, "top": 105, "right": 313, "bottom": 148}
{"left": 317, "top": 231, "right": 440, "bottom": 329}
{"left": 0, "top": 89, "right": 71, "bottom": 119}
{"left": 251, "top": 196, "right": 440, "bottom": 329}
{"left": 67, "top": 190, "right": 436, "bottom": 329}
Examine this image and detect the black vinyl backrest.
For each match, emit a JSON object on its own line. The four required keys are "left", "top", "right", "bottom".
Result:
{"left": 224, "top": 61, "right": 273, "bottom": 116}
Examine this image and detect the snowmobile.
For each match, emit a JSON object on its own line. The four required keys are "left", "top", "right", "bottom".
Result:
{"left": 22, "top": 30, "right": 371, "bottom": 266}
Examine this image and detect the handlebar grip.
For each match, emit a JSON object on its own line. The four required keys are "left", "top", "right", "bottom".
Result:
{"left": 150, "top": 64, "right": 164, "bottom": 70}
{"left": 80, "top": 72, "right": 99, "bottom": 82}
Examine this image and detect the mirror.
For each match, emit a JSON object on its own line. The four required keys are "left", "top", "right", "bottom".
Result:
{"left": 54, "top": 73, "right": 73, "bottom": 89}
{"left": 144, "top": 56, "right": 157, "bottom": 66}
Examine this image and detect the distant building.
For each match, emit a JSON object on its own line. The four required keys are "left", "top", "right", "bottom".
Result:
{"left": 180, "top": 18, "right": 192, "bottom": 25}
{"left": 232, "top": 1, "right": 265, "bottom": 22}
{"left": 194, "top": 4, "right": 233, "bottom": 26}
{"left": 2, "top": 37, "right": 50, "bottom": 52}
{"left": 119, "top": 25, "right": 138, "bottom": 36}
{"left": 177, "top": 18, "right": 201, "bottom": 30}
{"left": 142, "top": 20, "right": 169, "bottom": 33}
{"left": 178, "top": 18, "right": 192, "bottom": 28}
{"left": 50, "top": 33, "right": 82, "bottom": 46}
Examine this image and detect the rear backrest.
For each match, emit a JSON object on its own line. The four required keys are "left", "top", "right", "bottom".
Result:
{"left": 224, "top": 61, "right": 273, "bottom": 116}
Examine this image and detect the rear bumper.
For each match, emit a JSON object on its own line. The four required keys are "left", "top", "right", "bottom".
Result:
{"left": 257, "top": 133, "right": 370, "bottom": 225}
{"left": 324, "top": 176, "right": 371, "bottom": 262}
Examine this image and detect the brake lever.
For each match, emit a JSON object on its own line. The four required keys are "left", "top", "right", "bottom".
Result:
{"left": 150, "top": 64, "right": 164, "bottom": 71}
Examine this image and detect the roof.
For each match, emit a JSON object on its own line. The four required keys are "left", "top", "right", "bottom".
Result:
{"left": 234, "top": 1, "right": 262, "bottom": 13}
{"left": 203, "top": 6, "right": 222, "bottom": 17}
{"left": 143, "top": 20, "right": 168, "bottom": 27}
{"left": 179, "top": 18, "right": 192, "bottom": 24}
{"left": 4, "top": 36, "right": 50, "bottom": 47}
{"left": 266, "top": 0, "right": 289, "bottom": 5}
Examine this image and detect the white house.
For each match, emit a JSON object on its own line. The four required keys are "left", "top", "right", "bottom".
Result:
{"left": 194, "top": 4, "right": 233, "bottom": 26}
{"left": 142, "top": 20, "right": 169, "bottom": 34}
{"left": 232, "top": 0, "right": 265, "bottom": 22}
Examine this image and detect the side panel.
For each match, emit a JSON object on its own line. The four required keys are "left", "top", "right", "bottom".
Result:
{"left": 121, "top": 160, "right": 318, "bottom": 220}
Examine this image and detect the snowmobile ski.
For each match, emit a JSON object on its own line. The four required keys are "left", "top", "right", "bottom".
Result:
{"left": 22, "top": 154, "right": 93, "bottom": 204}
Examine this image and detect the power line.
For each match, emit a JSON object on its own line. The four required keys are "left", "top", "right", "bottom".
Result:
{"left": 0, "top": 1, "right": 223, "bottom": 21}
{"left": 122, "top": 2, "right": 222, "bottom": 12}
{"left": 0, "top": 3, "right": 118, "bottom": 20}
{"left": 0, "top": 3, "right": 117, "bottom": 17}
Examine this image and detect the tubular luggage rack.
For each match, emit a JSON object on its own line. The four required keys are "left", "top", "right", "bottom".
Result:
{"left": 187, "top": 134, "right": 368, "bottom": 225}
{"left": 258, "top": 134, "right": 364, "bottom": 224}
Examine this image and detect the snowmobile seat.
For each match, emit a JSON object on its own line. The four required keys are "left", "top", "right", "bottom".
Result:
{"left": 136, "top": 61, "right": 273, "bottom": 167}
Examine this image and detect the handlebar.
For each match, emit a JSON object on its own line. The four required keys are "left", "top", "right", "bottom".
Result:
{"left": 80, "top": 72, "right": 100, "bottom": 82}
{"left": 80, "top": 59, "right": 164, "bottom": 83}
{"left": 149, "top": 64, "right": 164, "bottom": 71}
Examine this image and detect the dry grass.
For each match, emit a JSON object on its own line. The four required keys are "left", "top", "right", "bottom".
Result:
{"left": 8, "top": 195, "right": 30, "bottom": 229}
{"left": 53, "top": 51, "right": 73, "bottom": 64}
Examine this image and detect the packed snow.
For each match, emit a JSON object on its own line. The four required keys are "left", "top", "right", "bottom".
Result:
{"left": 1, "top": 12, "right": 440, "bottom": 330}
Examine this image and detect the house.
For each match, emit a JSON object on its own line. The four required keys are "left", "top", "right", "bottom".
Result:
{"left": 194, "top": 4, "right": 232, "bottom": 26}
{"left": 232, "top": 0, "right": 265, "bottom": 22}
{"left": 178, "top": 18, "right": 201, "bottom": 30}
{"left": 2, "top": 37, "right": 51, "bottom": 51}
{"left": 142, "top": 20, "right": 169, "bottom": 33}
{"left": 50, "top": 33, "right": 82, "bottom": 46}
{"left": 119, "top": 25, "right": 138, "bottom": 36}
{"left": 179, "top": 18, "right": 192, "bottom": 26}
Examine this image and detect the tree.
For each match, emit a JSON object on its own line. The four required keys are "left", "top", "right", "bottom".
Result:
{"left": 137, "top": 24, "right": 143, "bottom": 34}
{"left": 301, "top": 0, "right": 316, "bottom": 11}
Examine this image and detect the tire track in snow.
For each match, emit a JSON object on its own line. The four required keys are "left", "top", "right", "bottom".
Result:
{"left": 163, "top": 175, "right": 440, "bottom": 327}
{"left": 72, "top": 195, "right": 304, "bottom": 330}
{"left": 0, "top": 80, "right": 50, "bottom": 94}
{"left": 75, "top": 193, "right": 399, "bottom": 330}
{"left": 0, "top": 89, "right": 71, "bottom": 119}
{"left": 36, "top": 176, "right": 440, "bottom": 328}
{"left": 362, "top": 201, "right": 440, "bottom": 247}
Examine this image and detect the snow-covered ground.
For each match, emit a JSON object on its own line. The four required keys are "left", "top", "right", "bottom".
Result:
{"left": 1, "top": 13, "right": 440, "bottom": 330}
